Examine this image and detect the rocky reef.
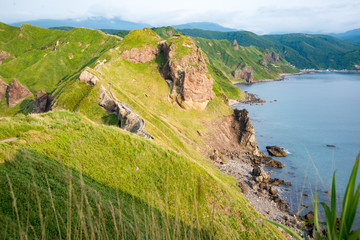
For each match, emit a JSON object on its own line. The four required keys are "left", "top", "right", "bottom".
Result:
{"left": 266, "top": 146, "right": 287, "bottom": 157}
{"left": 99, "top": 84, "right": 153, "bottom": 139}
{"left": 160, "top": 36, "right": 215, "bottom": 111}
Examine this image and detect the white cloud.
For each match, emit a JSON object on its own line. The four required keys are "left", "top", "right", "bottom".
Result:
{"left": 0, "top": 0, "right": 359, "bottom": 33}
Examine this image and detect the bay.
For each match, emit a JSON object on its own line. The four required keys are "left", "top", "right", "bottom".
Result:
{"left": 234, "top": 72, "right": 360, "bottom": 224}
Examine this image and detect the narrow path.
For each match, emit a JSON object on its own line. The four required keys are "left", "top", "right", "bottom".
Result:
{"left": 94, "top": 48, "right": 119, "bottom": 79}
{"left": 0, "top": 137, "right": 19, "bottom": 143}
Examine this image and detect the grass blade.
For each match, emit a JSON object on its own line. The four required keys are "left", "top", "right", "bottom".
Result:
{"left": 262, "top": 218, "right": 303, "bottom": 240}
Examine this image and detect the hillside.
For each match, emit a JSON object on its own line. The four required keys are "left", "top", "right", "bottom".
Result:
{"left": 179, "top": 28, "right": 360, "bottom": 69}
{"left": 0, "top": 24, "right": 290, "bottom": 239}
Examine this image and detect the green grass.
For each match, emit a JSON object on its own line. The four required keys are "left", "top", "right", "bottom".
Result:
{"left": 192, "top": 37, "right": 298, "bottom": 83}
{"left": 152, "top": 26, "right": 182, "bottom": 39}
{"left": 0, "top": 111, "right": 285, "bottom": 239}
{"left": 165, "top": 35, "right": 194, "bottom": 61}
{"left": 117, "top": 28, "right": 160, "bottom": 51}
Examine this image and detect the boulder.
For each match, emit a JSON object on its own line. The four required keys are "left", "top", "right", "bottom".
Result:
{"left": 252, "top": 166, "right": 270, "bottom": 183}
{"left": 269, "top": 186, "right": 278, "bottom": 195}
{"left": 121, "top": 45, "right": 159, "bottom": 64}
{"left": 0, "top": 78, "right": 8, "bottom": 100}
{"left": 32, "top": 91, "right": 53, "bottom": 113}
{"left": 266, "top": 146, "right": 287, "bottom": 157}
{"left": 7, "top": 79, "right": 32, "bottom": 108}
{"left": 99, "top": 85, "right": 154, "bottom": 139}
{"left": 160, "top": 37, "right": 215, "bottom": 111}
{"left": 79, "top": 70, "right": 99, "bottom": 86}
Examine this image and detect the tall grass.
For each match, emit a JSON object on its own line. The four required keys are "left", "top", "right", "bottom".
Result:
{"left": 266, "top": 153, "right": 360, "bottom": 239}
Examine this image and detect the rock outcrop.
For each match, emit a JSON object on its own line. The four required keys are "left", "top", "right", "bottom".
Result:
{"left": 99, "top": 85, "right": 154, "bottom": 139}
{"left": 252, "top": 165, "right": 270, "bottom": 183}
{"left": 121, "top": 45, "right": 159, "bottom": 64}
{"left": 233, "top": 109, "right": 260, "bottom": 156}
{"left": 232, "top": 66, "right": 254, "bottom": 83}
{"left": 232, "top": 40, "right": 239, "bottom": 50}
{"left": 32, "top": 91, "right": 53, "bottom": 113}
{"left": 79, "top": 70, "right": 99, "bottom": 86}
{"left": 7, "top": 79, "right": 32, "bottom": 108}
{"left": 261, "top": 52, "right": 280, "bottom": 65}
{"left": 266, "top": 146, "right": 287, "bottom": 157}
{"left": 160, "top": 37, "right": 215, "bottom": 111}
{"left": 0, "top": 78, "right": 8, "bottom": 100}
{"left": 0, "top": 50, "right": 11, "bottom": 64}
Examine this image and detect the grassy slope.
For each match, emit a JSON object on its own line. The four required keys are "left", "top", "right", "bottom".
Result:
{"left": 0, "top": 26, "right": 287, "bottom": 239}
{"left": 179, "top": 28, "right": 360, "bottom": 69}
{"left": 0, "top": 111, "right": 284, "bottom": 239}
{"left": 0, "top": 22, "right": 120, "bottom": 101}
{"left": 193, "top": 37, "right": 298, "bottom": 82}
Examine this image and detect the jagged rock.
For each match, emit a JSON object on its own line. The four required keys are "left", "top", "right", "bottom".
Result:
{"left": 7, "top": 79, "right": 32, "bottom": 108}
{"left": 233, "top": 109, "right": 260, "bottom": 156}
{"left": 160, "top": 37, "right": 215, "bottom": 111}
{"left": 79, "top": 70, "right": 99, "bottom": 86}
{"left": 232, "top": 40, "right": 239, "bottom": 50}
{"left": 0, "top": 50, "right": 11, "bottom": 64}
{"left": 0, "top": 78, "right": 8, "bottom": 100}
{"left": 32, "top": 91, "right": 53, "bottom": 113}
{"left": 266, "top": 146, "right": 287, "bottom": 157}
{"left": 269, "top": 186, "right": 278, "bottom": 195}
{"left": 99, "top": 85, "right": 154, "bottom": 139}
{"left": 252, "top": 166, "right": 270, "bottom": 183}
{"left": 121, "top": 45, "right": 159, "bottom": 64}
{"left": 210, "top": 149, "right": 219, "bottom": 162}
{"left": 232, "top": 66, "right": 254, "bottom": 83}
{"left": 270, "top": 178, "right": 292, "bottom": 186}
{"left": 237, "top": 181, "right": 250, "bottom": 194}
{"left": 262, "top": 52, "right": 280, "bottom": 65}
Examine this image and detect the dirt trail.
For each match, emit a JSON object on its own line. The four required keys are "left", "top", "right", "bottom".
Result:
{"left": 0, "top": 137, "right": 19, "bottom": 143}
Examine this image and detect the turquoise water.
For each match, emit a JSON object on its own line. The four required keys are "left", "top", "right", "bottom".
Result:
{"left": 234, "top": 73, "right": 360, "bottom": 223}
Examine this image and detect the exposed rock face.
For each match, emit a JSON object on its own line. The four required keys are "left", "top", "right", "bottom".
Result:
{"left": 266, "top": 146, "right": 287, "bottom": 157}
{"left": 0, "top": 78, "right": 8, "bottom": 100}
{"left": 261, "top": 52, "right": 280, "bottom": 65}
{"left": 0, "top": 50, "right": 11, "bottom": 64}
{"left": 7, "top": 79, "right": 32, "bottom": 108}
{"left": 99, "top": 85, "right": 154, "bottom": 139}
{"left": 232, "top": 66, "right": 254, "bottom": 83}
{"left": 121, "top": 45, "right": 159, "bottom": 64}
{"left": 32, "top": 91, "right": 53, "bottom": 113}
{"left": 79, "top": 70, "right": 99, "bottom": 86}
{"left": 160, "top": 38, "right": 215, "bottom": 111}
{"left": 233, "top": 109, "right": 260, "bottom": 156}
{"left": 232, "top": 40, "right": 239, "bottom": 50}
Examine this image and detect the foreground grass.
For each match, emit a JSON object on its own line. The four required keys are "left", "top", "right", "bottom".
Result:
{"left": 0, "top": 111, "right": 285, "bottom": 239}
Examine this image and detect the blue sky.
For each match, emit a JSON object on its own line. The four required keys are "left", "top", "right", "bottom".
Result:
{"left": 2, "top": 0, "right": 359, "bottom": 34}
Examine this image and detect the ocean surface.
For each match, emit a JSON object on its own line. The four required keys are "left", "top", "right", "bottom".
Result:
{"left": 234, "top": 72, "right": 360, "bottom": 224}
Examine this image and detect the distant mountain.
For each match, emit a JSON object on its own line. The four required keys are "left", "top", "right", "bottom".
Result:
{"left": 10, "top": 17, "right": 151, "bottom": 30}
{"left": 178, "top": 28, "right": 360, "bottom": 69}
{"left": 330, "top": 28, "right": 360, "bottom": 45}
{"left": 172, "top": 22, "right": 237, "bottom": 32}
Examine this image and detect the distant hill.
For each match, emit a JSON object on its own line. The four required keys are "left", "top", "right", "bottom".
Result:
{"left": 331, "top": 28, "right": 360, "bottom": 45}
{"left": 179, "top": 28, "right": 360, "bottom": 69}
{"left": 10, "top": 17, "right": 151, "bottom": 30}
{"left": 173, "top": 22, "right": 238, "bottom": 32}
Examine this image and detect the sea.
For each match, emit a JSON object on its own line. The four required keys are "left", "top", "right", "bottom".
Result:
{"left": 234, "top": 72, "right": 360, "bottom": 225}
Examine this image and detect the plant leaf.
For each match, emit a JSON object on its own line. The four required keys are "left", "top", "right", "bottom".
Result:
{"left": 262, "top": 218, "right": 304, "bottom": 240}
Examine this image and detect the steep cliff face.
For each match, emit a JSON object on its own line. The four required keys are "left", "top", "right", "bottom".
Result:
{"left": 232, "top": 108, "right": 260, "bottom": 156}
{"left": 160, "top": 36, "right": 215, "bottom": 111}
{"left": 7, "top": 79, "right": 32, "bottom": 108}
{"left": 121, "top": 46, "right": 159, "bottom": 64}
{"left": 232, "top": 66, "right": 254, "bottom": 83}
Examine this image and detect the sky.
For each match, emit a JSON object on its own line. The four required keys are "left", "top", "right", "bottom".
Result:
{"left": 1, "top": 0, "right": 360, "bottom": 34}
